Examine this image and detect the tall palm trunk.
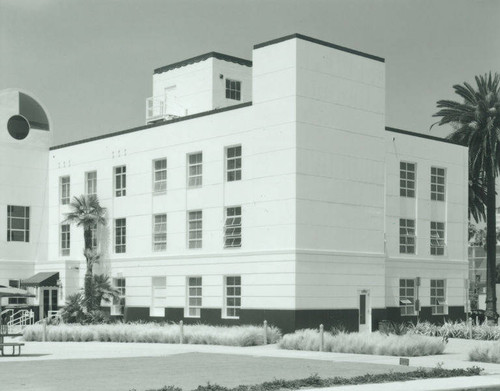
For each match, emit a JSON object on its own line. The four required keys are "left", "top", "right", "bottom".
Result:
{"left": 83, "top": 227, "right": 94, "bottom": 311}
{"left": 485, "top": 161, "right": 498, "bottom": 322}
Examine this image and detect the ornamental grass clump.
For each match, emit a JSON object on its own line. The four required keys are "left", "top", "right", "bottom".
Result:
{"left": 409, "top": 321, "right": 500, "bottom": 341}
{"left": 23, "top": 323, "right": 281, "bottom": 346}
{"left": 469, "top": 342, "right": 500, "bottom": 363}
{"left": 279, "top": 329, "right": 445, "bottom": 356}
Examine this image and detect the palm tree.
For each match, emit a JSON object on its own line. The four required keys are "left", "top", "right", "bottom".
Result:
{"left": 432, "top": 72, "right": 500, "bottom": 322}
{"left": 91, "top": 274, "right": 120, "bottom": 306}
{"left": 64, "top": 195, "right": 106, "bottom": 311}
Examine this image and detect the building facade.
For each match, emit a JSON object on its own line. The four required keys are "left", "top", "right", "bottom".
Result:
{"left": 0, "top": 34, "right": 469, "bottom": 332}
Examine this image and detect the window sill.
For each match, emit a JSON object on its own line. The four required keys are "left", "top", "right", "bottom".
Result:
{"left": 153, "top": 191, "right": 167, "bottom": 196}
{"left": 222, "top": 316, "right": 240, "bottom": 320}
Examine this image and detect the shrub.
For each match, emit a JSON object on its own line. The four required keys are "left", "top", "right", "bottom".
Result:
{"left": 279, "top": 329, "right": 446, "bottom": 356}
{"left": 23, "top": 323, "right": 281, "bottom": 346}
{"left": 409, "top": 320, "right": 500, "bottom": 341}
{"left": 469, "top": 342, "right": 500, "bottom": 363}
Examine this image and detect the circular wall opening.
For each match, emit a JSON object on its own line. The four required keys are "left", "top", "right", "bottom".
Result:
{"left": 7, "top": 115, "right": 30, "bottom": 140}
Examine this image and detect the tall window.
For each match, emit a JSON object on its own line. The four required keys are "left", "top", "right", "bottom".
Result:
{"left": 8, "top": 280, "right": 26, "bottom": 305}
{"left": 153, "top": 159, "right": 167, "bottom": 193}
{"left": 224, "top": 276, "right": 241, "bottom": 318}
{"left": 430, "top": 221, "right": 445, "bottom": 255}
{"left": 85, "top": 171, "right": 97, "bottom": 196}
{"left": 224, "top": 207, "right": 242, "bottom": 248}
{"left": 7, "top": 205, "right": 30, "bottom": 242}
{"left": 431, "top": 167, "right": 446, "bottom": 201}
{"left": 112, "top": 277, "right": 126, "bottom": 315}
{"left": 90, "top": 223, "right": 98, "bottom": 250}
{"left": 399, "top": 218, "right": 416, "bottom": 254}
{"left": 187, "top": 277, "right": 202, "bottom": 317}
{"left": 225, "top": 79, "right": 241, "bottom": 100}
{"left": 60, "top": 176, "right": 70, "bottom": 204}
{"left": 430, "top": 279, "right": 446, "bottom": 315}
{"left": 153, "top": 214, "right": 167, "bottom": 251}
{"left": 400, "top": 162, "right": 416, "bottom": 198}
{"left": 151, "top": 276, "right": 166, "bottom": 317}
{"left": 114, "top": 166, "right": 126, "bottom": 197}
{"left": 187, "top": 153, "right": 202, "bottom": 187}
{"left": 226, "top": 146, "right": 242, "bottom": 182}
{"left": 188, "top": 211, "right": 202, "bottom": 249}
{"left": 61, "top": 224, "right": 70, "bottom": 256}
{"left": 115, "top": 218, "right": 126, "bottom": 253}
{"left": 399, "top": 279, "right": 415, "bottom": 316}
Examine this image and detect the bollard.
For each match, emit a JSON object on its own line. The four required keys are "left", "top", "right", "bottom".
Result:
{"left": 263, "top": 320, "right": 268, "bottom": 345}
{"left": 42, "top": 319, "right": 47, "bottom": 342}
{"left": 469, "top": 317, "right": 473, "bottom": 340}
{"left": 319, "top": 324, "right": 324, "bottom": 352}
{"left": 179, "top": 320, "right": 184, "bottom": 344}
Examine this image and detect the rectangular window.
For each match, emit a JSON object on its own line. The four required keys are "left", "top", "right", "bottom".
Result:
{"left": 225, "top": 79, "right": 241, "bottom": 101}
{"left": 90, "top": 223, "right": 97, "bottom": 250}
{"left": 224, "top": 276, "right": 241, "bottom": 318}
{"left": 153, "top": 159, "right": 167, "bottom": 193}
{"left": 60, "top": 176, "right": 70, "bottom": 204}
{"left": 399, "top": 218, "right": 416, "bottom": 254}
{"left": 188, "top": 210, "right": 202, "bottom": 249}
{"left": 151, "top": 276, "right": 166, "bottom": 317}
{"left": 8, "top": 280, "right": 26, "bottom": 305}
{"left": 7, "top": 205, "right": 30, "bottom": 242}
{"left": 430, "top": 279, "right": 446, "bottom": 315}
{"left": 112, "top": 277, "right": 126, "bottom": 315}
{"left": 115, "top": 218, "right": 126, "bottom": 253}
{"left": 114, "top": 166, "right": 126, "bottom": 197}
{"left": 224, "top": 207, "right": 242, "bottom": 248}
{"left": 187, "top": 277, "right": 202, "bottom": 317}
{"left": 430, "top": 221, "right": 445, "bottom": 255}
{"left": 187, "top": 153, "right": 202, "bottom": 187}
{"left": 400, "top": 162, "right": 416, "bottom": 198}
{"left": 226, "top": 146, "right": 242, "bottom": 182}
{"left": 61, "top": 224, "right": 70, "bottom": 256}
{"left": 153, "top": 214, "right": 167, "bottom": 252}
{"left": 85, "top": 171, "right": 97, "bottom": 196}
{"left": 399, "top": 279, "right": 415, "bottom": 316}
{"left": 431, "top": 167, "right": 446, "bottom": 201}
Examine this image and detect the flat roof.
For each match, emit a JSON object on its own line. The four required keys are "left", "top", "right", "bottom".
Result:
{"left": 154, "top": 52, "right": 252, "bottom": 75}
{"left": 254, "top": 33, "right": 385, "bottom": 63}
{"left": 385, "top": 126, "right": 465, "bottom": 147}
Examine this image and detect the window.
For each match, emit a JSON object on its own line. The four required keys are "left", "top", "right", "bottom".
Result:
{"left": 7, "top": 205, "right": 29, "bottom": 242}
{"left": 153, "top": 159, "right": 167, "bottom": 193}
{"left": 8, "top": 280, "right": 27, "bottom": 305}
{"left": 153, "top": 214, "right": 167, "bottom": 251}
{"left": 188, "top": 211, "right": 202, "bottom": 249}
{"left": 224, "top": 276, "right": 241, "bottom": 318}
{"left": 112, "top": 277, "right": 126, "bottom": 315}
{"left": 114, "top": 166, "right": 126, "bottom": 197}
{"left": 115, "top": 218, "right": 126, "bottom": 253}
{"left": 399, "top": 279, "right": 415, "bottom": 316}
{"left": 399, "top": 218, "right": 416, "bottom": 254}
{"left": 430, "top": 221, "right": 445, "bottom": 255}
{"left": 114, "top": 277, "right": 126, "bottom": 296}
{"left": 187, "top": 153, "right": 202, "bottom": 187}
{"left": 61, "top": 224, "right": 70, "bottom": 256}
{"left": 90, "top": 223, "right": 97, "bottom": 250}
{"left": 431, "top": 167, "right": 445, "bottom": 201}
{"left": 225, "top": 79, "right": 241, "bottom": 100}
{"left": 224, "top": 207, "right": 242, "bottom": 248}
{"left": 151, "top": 276, "right": 166, "bottom": 317}
{"left": 60, "top": 176, "right": 70, "bottom": 204}
{"left": 400, "top": 162, "right": 416, "bottom": 197}
{"left": 85, "top": 171, "right": 97, "bottom": 196}
{"left": 187, "top": 277, "right": 202, "bottom": 317}
{"left": 226, "top": 146, "right": 242, "bottom": 182}
{"left": 431, "top": 279, "right": 446, "bottom": 315}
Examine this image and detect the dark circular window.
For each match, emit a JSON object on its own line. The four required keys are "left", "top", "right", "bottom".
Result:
{"left": 7, "top": 115, "right": 30, "bottom": 140}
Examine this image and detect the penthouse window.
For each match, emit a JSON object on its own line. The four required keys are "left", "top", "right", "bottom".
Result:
{"left": 188, "top": 211, "right": 202, "bottom": 249}
{"left": 226, "top": 146, "right": 242, "bottom": 182}
{"left": 85, "top": 171, "right": 97, "bottom": 196}
{"left": 153, "top": 214, "right": 167, "bottom": 252}
{"left": 153, "top": 159, "right": 167, "bottom": 193}
{"left": 187, "top": 153, "right": 202, "bottom": 187}
{"left": 225, "top": 79, "right": 241, "bottom": 101}
{"left": 115, "top": 218, "right": 126, "bottom": 253}
{"left": 224, "top": 207, "right": 241, "bottom": 248}
{"left": 187, "top": 277, "right": 202, "bottom": 317}
{"left": 7, "top": 205, "right": 30, "bottom": 242}
{"left": 60, "top": 176, "right": 70, "bottom": 204}
{"left": 400, "top": 162, "right": 416, "bottom": 198}
{"left": 61, "top": 224, "right": 70, "bottom": 256}
{"left": 114, "top": 166, "right": 126, "bottom": 197}
{"left": 431, "top": 167, "right": 446, "bottom": 201}
{"left": 399, "top": 218, "right": 416, "bottom": 254}
{"left": 430, "top": 221, "right": 445, "bottom": 255}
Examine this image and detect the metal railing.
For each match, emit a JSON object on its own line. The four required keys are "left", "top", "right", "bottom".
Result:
{"left": 146, "top": 96, "right": 186, "bottom": 123}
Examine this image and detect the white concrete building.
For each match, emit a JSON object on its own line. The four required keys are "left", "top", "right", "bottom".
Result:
{"left": 0, "top": 34, "right": 468, "bottom": 332}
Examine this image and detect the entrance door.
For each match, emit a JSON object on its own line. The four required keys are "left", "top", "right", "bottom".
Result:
{"left": 358, "top": 290, "right": 372, "bottom": 333}
{"left": 40, "top": 288, "right": 58, "bottom": 319}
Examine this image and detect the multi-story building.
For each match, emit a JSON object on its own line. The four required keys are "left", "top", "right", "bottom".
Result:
{"left": 0, "top": 34, "right": 469, "bottom": 332}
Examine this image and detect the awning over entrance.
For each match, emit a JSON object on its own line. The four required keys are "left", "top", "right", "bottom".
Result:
{"left": 21, "top": 272, "right": 59, "bottom": 287}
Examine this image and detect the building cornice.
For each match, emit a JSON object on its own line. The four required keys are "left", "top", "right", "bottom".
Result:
{"left": 154, "top": 52, "right": 252, "bottom": 75}
{"left": 385, "top": 126, "right": 466, "bottom": 147}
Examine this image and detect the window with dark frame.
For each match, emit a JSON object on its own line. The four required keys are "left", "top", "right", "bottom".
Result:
{"left": 187, "top": 153, "right": 202, "bottom": 187}
{"left": 226, "top": 146, "right": 242, "bottom": 182}
{"left": 114, "top": 166, "right": 126, "bottom": 197}
{"left": 399, "top": 218, "right": 416, "bottom": 254}
{"left": 187, "top": 277, "right": 202, "bottom": 317}
{"left": 224, "top": 276, "right": 241, "bottom": 318}
{"left": 153, "top": 159, "right": 167, "bottom": 193}
{"left": 115, "top": 218, "right": 126, "bottom": 253}
{"left": 153, "top": 214, "right": 167, "bottom": 251}
{"left": 188, "top": 211, "right": 202, "bottom": 249}
{"left": 399, "top": 279, "right": 415, "bottom": 316}
{"left": 400, "top": 162, "right": 416, "bottom": 197}
{"left": 431, "top": 167, "right": 445, "bottom": 201}
{"left": 7, "top": 205, "right": 30, "bottom": 242}
{"left": 430, "top": 221, "right": 445, "bottom": 255}
{"left": 225, "top": 79, "right": 241, "bottom": 100}
{"left": 60, "top": 176, "right": 70, "bottom": 204}
{"left": 431, "top": 279, "right": 446, "bottom": 315}
{"left": 224, "top": 207, "right": 242, "bottom": 248}
{"left": 61, "top": 224, "right": 70, "bottom": 256}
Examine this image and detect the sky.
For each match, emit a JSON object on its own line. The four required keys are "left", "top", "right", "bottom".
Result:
{"left": 1, "top": 0, "right": 499, "bottom": 146}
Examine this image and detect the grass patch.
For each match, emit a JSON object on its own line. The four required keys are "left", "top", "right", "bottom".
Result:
{"left": 23, "top": 323, "right": 281, "bottom": 346}
{"left": 136, "top": 366, "right": 483, "bottom": 391}
{"left": 469, "top": 342, "right": 500, "bottom": 363}
{"left": 410, "top": 321, "right": 500, "bottom": 341}
{"left": 279, "top": 329, "right": 446, "bottom": 356}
